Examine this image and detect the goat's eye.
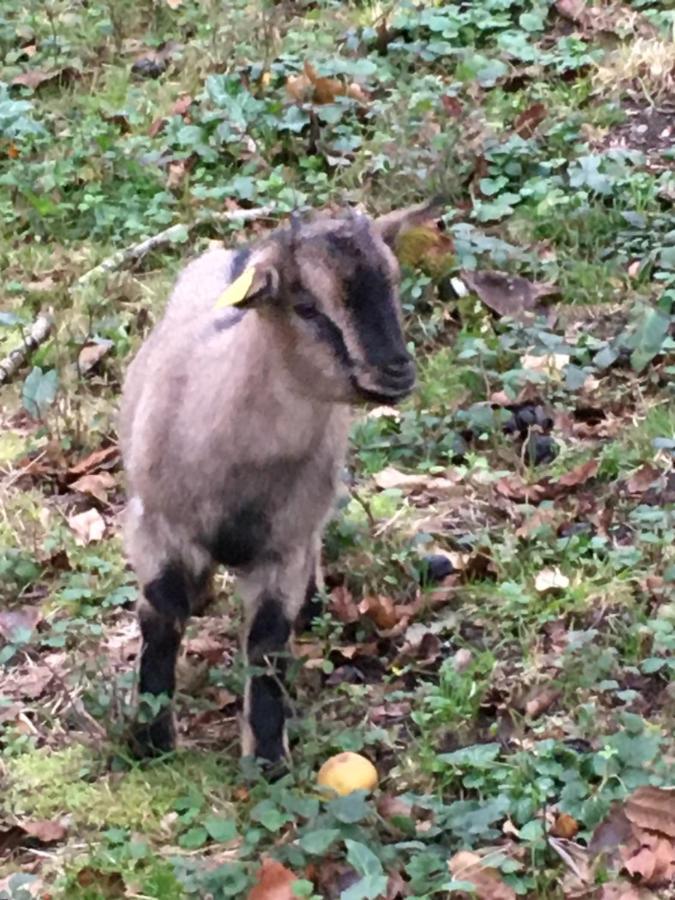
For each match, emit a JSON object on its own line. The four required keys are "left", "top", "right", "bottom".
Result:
{"left": 294, "top": 302, "right": 319, "bottom": 320}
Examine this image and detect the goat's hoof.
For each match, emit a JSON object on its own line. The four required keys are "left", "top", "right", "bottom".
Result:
{"left": 129, "top": 715, "right": 176, "bottom": 759}
{"left": 261, "top": 756, "right": 289, "bottom": 782}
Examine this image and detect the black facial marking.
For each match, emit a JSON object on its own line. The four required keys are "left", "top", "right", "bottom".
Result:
{"left": 309, "top": 311, "right": 353, "bottom": 368}
{"left": 291, "top": 286, "right": 352, "bottom": 368}
{"left": 230, "top": 246, "right": 252, "bottom": 280}
{"left": 213, "top": 247, "right": 252, "bottom": 333}
{"left": 144, "top": 563, "right": 191, "bottom": 620}
{"left": 214, "top": 308, "right": 247, "bottom": 332}
{"left": 209, "top": 504, "right": 269, "bottom": 568}
{"left": 249, "top": 675, "right": 286, "bottom": 761}
{"left": 325, "top": 233, "right": 407, "bottom": 369}
{"left": 247, "top": 595, "right": 291, "bottom": 664}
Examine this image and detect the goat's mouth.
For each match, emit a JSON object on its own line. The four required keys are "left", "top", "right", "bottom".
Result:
{"left": 350, "top": 364, "right": 416, "bottom": 405}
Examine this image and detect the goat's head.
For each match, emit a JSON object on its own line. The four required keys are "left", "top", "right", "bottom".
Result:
{"left": 225, "top": 203, "right": 439, "bottom": 404}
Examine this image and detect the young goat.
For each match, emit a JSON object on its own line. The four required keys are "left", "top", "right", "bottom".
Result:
{"left": 120, "top": 204, "right": 431, "bottom": 762}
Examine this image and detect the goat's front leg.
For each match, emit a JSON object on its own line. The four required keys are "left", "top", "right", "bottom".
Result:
{"left": 239, "top": 552, "right": 310, "bottom": 762}
{"left": 130, "top": 563, "right": 192, "bottom": 758}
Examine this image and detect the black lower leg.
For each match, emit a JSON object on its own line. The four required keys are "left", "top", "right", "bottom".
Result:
{"left": 131, "top": 566, "right": 189, "bottom": 757}
{"left": 294, "top": 572, "right": 323, "bottom": 634}
{"left": 246, "top": 596, "right": 291, "bottom": 762}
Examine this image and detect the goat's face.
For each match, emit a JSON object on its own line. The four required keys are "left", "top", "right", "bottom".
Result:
{"left": 288, "top": 215, "right": 415, "bottom": 404}
{"left": 239, "top": 205, "right": 438, "bottom": 404}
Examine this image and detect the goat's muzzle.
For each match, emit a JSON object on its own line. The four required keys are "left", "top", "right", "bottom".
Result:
{"left": 352, "top": 355, "right": 416, "bottom": 404}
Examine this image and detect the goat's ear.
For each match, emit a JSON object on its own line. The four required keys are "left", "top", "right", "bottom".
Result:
{"left": 373, "top": 199, "right": 444, "bottom": 249}
{"left": 214, "top": 258, "right": 280, "bottom": 310}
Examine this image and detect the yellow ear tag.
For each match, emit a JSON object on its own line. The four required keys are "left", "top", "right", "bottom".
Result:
{"left": 214, "top": 266, "right": 256, "bottom": 309}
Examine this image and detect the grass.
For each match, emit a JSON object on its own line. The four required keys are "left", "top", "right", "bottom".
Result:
{"left": 1, "top": 0, "right": 674, "bottom": 897}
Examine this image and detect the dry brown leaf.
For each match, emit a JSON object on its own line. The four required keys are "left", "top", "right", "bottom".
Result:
{"left": 548, "top": 836, "right": 593, "bottom": 887}
{"left": 495, "top": 475, "right": 547, "bottom": 503}
{"left": 625, "top": 786, "right": 675, "bottom": 838}
{"left": 312, "top": 76, "right": 345, "bottom": 104}
{"left": 70, "top": 471, "right": 116, "bottom": 503}
{"left": 78, "top": 339, "right": 113, "bottom": 374}
{"left": 624, "top": 465, "right": 663, "bottom": 496}
{"left": 167, "top": 159, "right": 189, "bottom": 189}
{"left": 13, "top": 665, "right": 53, "bottom": 700}
{"left": 374, "top": 704, "right": 413, "bottom": 730}
{"left": 0, "top": 819, "right": 67, "bottom": 853}
{"left": 11, "top": 67, "right": 78, "bottom": 89}
{"left": 461, "top": 270, "right": 557, "bottom": 322}
{"left": 521, "top": 351, "right": 570, "bottom": 374}
{"left": 374, "top": 466, "right": 431, "bottom": 491}
{"left": 248, "top": 858, "right": 298, "bottom": 900}
{"left": 555, "top": 0, "right": 588, "bottom": 24}
{"left": 67, "top": 444, "right": 119, "bottom": 477}
{"left": 171, "top": 94, "right": 193, "bottom": 116}
{"left": 22, "top": 820, "right": 67, "bottom": 843}
{"left": 286, "top": 72, "right": 312, "bottom": 101}
{"left": 68, "top": 507, "right": 106, "bottom": 545}
{"left": 76, "top": 868, "right": 126, "bottom": 893}
{"left": 148, "top": 115, "right": 167, "bottom": 137}
{"left": 441, "top": 95, "right": 463, "bottom": 117}
{"left": 524, "top": 685, "right": 561, "bottom": 718}
{"left": 557, "top": 458, "right": 599, "bottom": 488}
{"left": 0, "top": 606, "right": 42, "bottom": 642}
{"left": 329, "top": 585, "right": 360, "bottom": 624}
{"left": 623, "top": 845, "right": 658, "bottom": 882}
{"left": 639, "top": 833, "right": 675, "bottom": 884}
{"left": 377, "top": 794, "right": 414, "bottom": 821}
{"left": 448, "top": 850, "right": 516, "bottom": 900}
{"left": 534, "top": 567, "right": 569, "bottom": 593}
{"left": 358, "top": 595, "right": 400, "bottom": 630}
{"left": 596, "top": 883, "right": 655, "bottom": 900}
{"left": 514, "top": 102, "right": 547, "bottom": 138}
{"left": 286, "top": 61, "right": 360, "bottom": 106}
{"left": 453, "top": 648, "right": 473, "bottom": 672}
{"left": 589, "top": 804, "right": 634, "bottom": 860}
{"left": 385, "top": 870, "right": 409, "bottom": 899}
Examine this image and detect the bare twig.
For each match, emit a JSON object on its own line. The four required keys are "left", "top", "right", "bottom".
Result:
{"left": 77, "top": 205, "right": 278, "bottom": 286}
{"left": 0, "top": 314, "right": 53, "bottom": 385}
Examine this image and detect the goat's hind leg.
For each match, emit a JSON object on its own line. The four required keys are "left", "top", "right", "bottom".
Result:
{"left": 131, "top": 562, "right": 193, "bottom": 758}
{"left": 294, "top": 554, "right": 324, "bottom": 634}
{"left": 239, "top": 553, "right": 310, "bottom": 763}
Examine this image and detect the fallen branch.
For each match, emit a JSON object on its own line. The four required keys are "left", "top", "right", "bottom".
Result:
{"left": 0, "top": 314, "right": 53, "bottom": 385}
{"left": 77, "top": 204, "right": 278, "bottom": 285}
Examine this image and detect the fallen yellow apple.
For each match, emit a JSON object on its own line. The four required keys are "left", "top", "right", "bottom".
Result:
{"left": 316, "top": 752, "right": 378, "bottom": 796}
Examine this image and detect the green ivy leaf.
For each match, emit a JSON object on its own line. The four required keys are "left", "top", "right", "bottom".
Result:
{"left": 178, "top": 826, "right": 208, "bottom": 849}
{"left": 299, "top": 828, "right": 341, "bottom": 855}
{"left": 326, "top": 791, "right": 371, "bottom": 824}
{"left": 340, "top": 874, "right": 389, "bottom": 900}
{"left": 630, "top": 307, "right": 670, "bottom": 371}
{"left": 344, "top": 839, "right": 383, "bottom": 878}
{"left": 22, "top": 367, "right": 58, "bottom": 419}
{"left": 250, "top": 799, "right": 291, "bottom": 832}
{"left": 204, "top": 816, "right": 237, "bottom": 843}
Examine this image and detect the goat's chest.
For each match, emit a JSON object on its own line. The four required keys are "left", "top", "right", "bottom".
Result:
{"left": 207, "top": 434, "right": 346, "bottom": 569}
